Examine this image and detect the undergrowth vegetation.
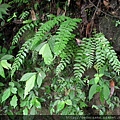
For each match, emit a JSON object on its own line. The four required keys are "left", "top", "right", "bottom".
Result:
{"left": 0, "top": 0, "right": 120, "bottom": 116}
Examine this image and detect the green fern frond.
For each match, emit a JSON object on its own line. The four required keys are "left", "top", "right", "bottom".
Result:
{"left": 54, "top": 18, "right": 81, "bottom": 56}
{"left": 74, "top": 37, "right": 95, "bottom": 78}
{"left": 56, "top": 41, "right": 75, "bottom": 75}
{"left": 94, "top": 36, "right": 106, "bottom": 70}
{"left": 13, "top": 0, "right": 29, "bottom": 3}
{"left": 11, "top": 16, "right": 69, "bottom": 77}
{"left": 12, "top": 21, "right": 39, "bottom": 45}
{"left": 31, "top": 16, "right": 69, "bottom": 50}
{"left": 74, "top": 33, "right": 120, "bottom": 79}
{"left": 19, "top": 11, "right": 29, "bottom": 20}
{"left": 11, "top": 38, "right": 33, "bottom": 77}
{"left": 95, "top": 33, "right": 120, "bottom": 74}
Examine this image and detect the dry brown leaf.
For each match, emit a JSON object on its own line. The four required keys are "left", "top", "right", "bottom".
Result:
{"left": 110, "top": 80, "right": 115, "bottom": 97}
{"left": 76, "top": 38, "right": 81, "bottom": 46}
{"left": 57, "top": 7, "right": 61, "bottom": 16}
{"left": 103, "top": 0, "right": 110, "bottom": 8}
{"left": 86, "top": 22, "right": 91, "bottom": 37}
{"left": 30, "top": 9, "right": 37, "bottom": 21}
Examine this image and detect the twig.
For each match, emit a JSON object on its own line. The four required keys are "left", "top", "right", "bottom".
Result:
{"left": 89, "top": 0, "right": 120, "bottom": 19}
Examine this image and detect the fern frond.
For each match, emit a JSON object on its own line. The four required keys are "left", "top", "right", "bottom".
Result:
{"left": 94, "top": 35, "right": 106, "bottom": 70}
{"left": 12, "top": 21, "right": 39, "bottom": 45}
{"left": 54, "top": 18, "right": 81, "bottom": 56}
{"left": 13, "top": 0, "right": 28, "bottom": 3}
{"left": 31, "top": 16, "right": 69, "bottom": 49}
{"left": 95, "top": 33, "right": 120, "bottom": 74}
{"left": 19, "top": 11, "right": 29, "bottom": 20}
{"left": 56, "top": 41, "right": 75, "bottom": 75}
{"left": 74, "top": 37, "right": 95, "bottom": 78}
{"left": 11, "top": 38, "right": 33, "bottom": 77}
{"left": 11, "top": 16, "right": 69, "bottom": 77}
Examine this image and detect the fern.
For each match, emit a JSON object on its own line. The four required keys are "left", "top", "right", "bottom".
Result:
{"left": 56, "top": 41, "right": 75, "bottom": 75}
{"left": 13, "top": 0, "right": 29, "bottom": 3}
{"left": 74, "top": 37, "right": 95, "bottom": 78}
{"left": 12, "top": 21, "right": 39, "bottom": 45}
{"left": 19, "top": 11, "right": 29, "bottom": 20}
{"left": 11, "top": 16, "right": 70, "bottom": 77}
{"left": 11, "top": 38, "right": 32, "bottom": 77}
{"left": 54, "top": 18, "right": 81, "bottom": 56}
{"left": 95, "top": 33, "right": 120, "bottom": 74}
{"left": 0, "top": 4, "right": 11, "bottom": 20}
{"left": 74, "top": 33, "right": 120, "bottom": 79}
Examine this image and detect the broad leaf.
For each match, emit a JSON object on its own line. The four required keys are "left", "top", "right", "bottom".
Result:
{"left": 37, "top": 71, "right": 46, "bottom": 87}
{"left": 9, "top": 82, "right": 14, "bottom": 87}
{"left": 0, "top": 63, "right": 5, "bottom": 78}
{"left": 20, "top": 72, "right": 36, "bottom": 81}
{"left": 69, "top": 90, "right": 75, "bottom": 99}
{"left": 0, "top": 55, "right": 13, "bottom": 60}
{"left": 56, "top": 100, "right": 65, "bottom": 113}
{"left": 23, "top": 107, "right": 28, "bottom": 115}
{"left": 0, "top": 82, "right": 4, "bottom": 86}
{"left": 0, "top": 60, "right": 11, "bottom": 69}
{"left": 10, "top": 95, "right": 18, "bottom": 108}
{"left": 65, "top": 99, "right": 72, "bottom": 105}
{"left": 18, "top": 88, "right": 24, "bottom": 99}
{"left": 89, "top": 84, "right": 97, "bottom": 100}
{"left": 11, "top": 87, "right": 17, "bottom": 94}
{"left": 2, "top": 88, "right": 11, "bottom": 102}
{"left": 103, "top": 84, "right": 110, "bottom": 100}
{"left": 39, "top": 43, "right": 53, "bottom": 65}
{"left": 24, "top": 74, "right": 36, "bottom": 98}
{"left": 30, "top": 106, "right": 36, "bottom": 115}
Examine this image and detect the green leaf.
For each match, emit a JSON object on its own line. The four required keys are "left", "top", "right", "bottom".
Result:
{"left": 10, "top": 95, "right": 18, "bottom": 108}
{"left": 0, "top": 82, "right": 4, "bottom": 86}
{"left": 23, "top": 107, "right": 28, "bottom": 115}
{"left": 20, "top": 72, "right": 36, "bottom": 81}
{"left": 0, "top": 4, "right": 11, "bottom": 20}
{"left": 20, "top": 101, "right": 27, "bottom": 107}
{"left": 103, "top": 84, "right": 110, "bottom": 100}
{"left": 89, "top": 84, "right": 97, "bottom": 100}
{"left": 34, "top": 99, "right": 41, "bottom": 108}
{"left": 94, "top": 74, "right": 100, "bottom": 84}
{"left": 11, "top": 87, "right": 17, "bottom": 94}
{"left": 0, "top": 55, "right": 13, "bottom": 60}
{"left": 65, "top": 99, "right": 72, "bottom": 105}
{"left": 0, "top": 0, "right": 2, "bottom": 4}
{"left": 39, "top": 43, "right": 53, "bottom": 65}
{"left": 18, "top": 88, "right": 24, "bottom": 99}
{"left": 2, "top": 88, "right": 11, "bottom": 102}
{"left": 69, "top": 90, "right": 75, "bottom": 99}
{"left": 24, "top": 74, "right": 36, "bottom": 98}
{"left": 80, "top": 102, "right": 87, "bottom": 108}
{"left": 34, "top": 41, "right": 47, "bottom": 52}
{"left": 0, "top": 60, "right": 11, "bottom": 69}
{"left": 56, "top": 100, "right": 65, "bottom": 113}
{"left": 0, "top": 63, "right": 5, "bottom": 78}
{"left": 9, "top": 82, "right": 14, "bottom": 87}
{"left": 30, "top": 106, "right": 36, "bottom": 115}
{"left": 37, "top": 71, "right": 46, "bottom": 87}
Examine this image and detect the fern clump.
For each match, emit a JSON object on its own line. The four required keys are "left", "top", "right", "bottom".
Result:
{"left": 74, "top": 33, "right": 120, "bottom": 79}
{"left": 11, "top": 16, "right": 76, "bottom": 77}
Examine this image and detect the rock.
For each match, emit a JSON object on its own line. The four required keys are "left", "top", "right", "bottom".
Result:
{"left": 99, "top": 16, "right": 120, "bottom": 52}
